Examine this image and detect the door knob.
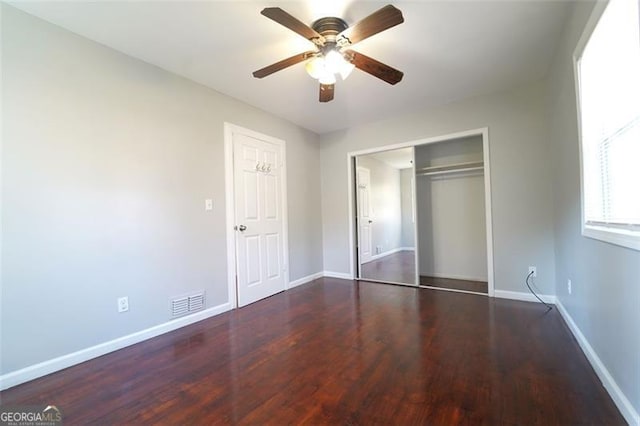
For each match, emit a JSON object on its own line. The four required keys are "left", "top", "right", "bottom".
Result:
{"left": 237, "top": 225, "right": 247, "bottom": 231}
{"left": 368, "top": 220, "right": 373, "bottom": 224}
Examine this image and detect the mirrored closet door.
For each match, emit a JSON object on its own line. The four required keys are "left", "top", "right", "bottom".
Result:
{"left": 355, "top": 148, "right": 417, "bottom": 286}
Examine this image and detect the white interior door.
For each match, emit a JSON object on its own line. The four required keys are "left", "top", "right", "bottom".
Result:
{"left": 356, "top": 167, "right": 373, "bottom": 264}
{"left": 233, "top": 133, "right": 286, "bottom": 307}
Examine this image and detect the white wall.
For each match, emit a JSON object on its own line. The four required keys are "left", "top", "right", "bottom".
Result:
{"left": 320, "top": 81, "right": 556, "bottom": 293}
{"left": 546, "top": 1, "right": 640, "bottom": 420}
{"left": 356, "top": 155, "right": 402, "bottom": 256}
{"left": 1, "top": 5, "right": 323, "bottom": 374}
{"left": 416, "top": 175, "right": 487, "bottom": 281}
{"left": 400, "top": 169, "right": 414, "bottom": 248}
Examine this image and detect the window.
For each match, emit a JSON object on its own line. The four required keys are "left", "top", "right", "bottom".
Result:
{"left": 575, "top": 0, "right": 640, "bottom": 250}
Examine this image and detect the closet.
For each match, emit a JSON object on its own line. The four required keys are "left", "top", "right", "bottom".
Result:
{"left": 414, "top": 136, "right": 488, "bottom": 294}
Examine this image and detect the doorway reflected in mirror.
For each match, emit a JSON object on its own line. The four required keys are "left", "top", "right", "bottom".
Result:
{"left": 355, "top": 147, "right": 417, "bottom": 286}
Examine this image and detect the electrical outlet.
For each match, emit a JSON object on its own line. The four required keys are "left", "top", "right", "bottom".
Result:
{"left": 117, "top": 296, "right": 129, "bottom": 313}
{"left": 567, "top": 279, "right": 572, "bottom": 295}
{"left": 528, "top": 266, "right": 537, "bottom": 278}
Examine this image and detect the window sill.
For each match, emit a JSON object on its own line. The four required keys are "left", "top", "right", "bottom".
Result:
{"left": 583, "top": 224, "right": 640, "bottom": 251}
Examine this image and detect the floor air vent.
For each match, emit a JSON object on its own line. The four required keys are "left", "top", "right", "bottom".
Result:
{"left": 171, "top": 292, "right": 205, "bottom": 318}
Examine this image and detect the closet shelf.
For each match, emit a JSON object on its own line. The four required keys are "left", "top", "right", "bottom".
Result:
{"left": 415, "top": 161, "right": 484, "bottom": 177}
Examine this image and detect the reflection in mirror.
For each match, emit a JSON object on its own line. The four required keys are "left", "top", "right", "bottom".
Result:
{"left": 355, "top": 147, "right": 417, "bottom": 286}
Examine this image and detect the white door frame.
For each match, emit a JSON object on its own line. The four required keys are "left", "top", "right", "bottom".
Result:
{"left": 224, "top": 123, "right": 290, "bottom": 309}
{"left": 347, "top": 127, "right": 495, "bottom": 297}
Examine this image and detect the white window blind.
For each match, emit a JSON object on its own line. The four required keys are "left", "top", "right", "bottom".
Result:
{"left": 578, "top": 0, "right": 640, "bottom": 233}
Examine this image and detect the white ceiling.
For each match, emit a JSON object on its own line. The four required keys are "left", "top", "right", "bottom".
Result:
{"left": 9, "top": 1, "right": 571, "bottom": 134}
{"left": 367, "top": 147, "right": 413, "bottom": 169}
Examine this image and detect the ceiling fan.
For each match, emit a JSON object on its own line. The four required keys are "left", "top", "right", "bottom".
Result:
{"left": 252, "top": 4, "right": 404, "bottom": 102}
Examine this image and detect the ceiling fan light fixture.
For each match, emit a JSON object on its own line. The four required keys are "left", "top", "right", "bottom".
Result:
{"left": 306, "top": 49, "right": 354, "bottom": 83}
{"left": 306, "top": 57, "right": 335, "bottom": 83}
{"left": 339, "top": 61, "right": 355, "bottom": 80}
{"left": 318, "top": 71, "right": 336, "bottom": 85}
{"left": 325, "top": 49, "right": 355, "bottom": 80}
{"left": 324, "top": 50, "right": 343, "bottom": 71}
{"left": 305, "top": 56, "right": 325, "bottom": 79}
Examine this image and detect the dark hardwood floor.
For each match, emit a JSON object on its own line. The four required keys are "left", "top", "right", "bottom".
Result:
{"left": 0, "top": 278, "right": 624, "bottom": 425}
{"left": 361, "top": 250, "right": 416, "bottom": 285}
{"left": 420, "top": 275, "right": 489, "bottom": 294}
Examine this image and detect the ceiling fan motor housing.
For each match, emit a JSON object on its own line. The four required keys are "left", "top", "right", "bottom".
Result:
{"left": 311, "top": 17, "right": 349, "bottom": 42}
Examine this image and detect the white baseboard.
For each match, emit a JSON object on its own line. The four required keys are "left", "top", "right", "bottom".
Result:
{"left": 289, "top": 272, "right": 324, "bottom": 288}
{"left": 0, "top": 302, "right": 232, "bottom": 391}
{"left": 0, "top": 271, "right": 340, "bottom": 391}
{"left": 322, "top": 270, "right": 353, "bottom": 280}
{"left": 367, "top": 247, "right": 414, "bottom": 262}
{"left": 420, "top": 272, "right": 488, "bottom": 282}
{"left": 368, "top": 251, "right": 393, "bottom": 262}
{"left": 493, "top": 290, "right": 556, "bottom": 304}
{"left": 556, "top": 300, "right": 639, "bottom": 426}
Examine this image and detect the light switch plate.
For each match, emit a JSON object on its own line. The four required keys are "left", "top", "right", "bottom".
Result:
{"left": 205, "top": 199, "right": 213, "bottom": 211}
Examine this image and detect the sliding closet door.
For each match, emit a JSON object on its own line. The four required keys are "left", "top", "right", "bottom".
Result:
{"left": 355, "top": 148, "right": 417, "bottom": 286}
{"left": 415, "top": 136, "right": 488, "bottom": 294}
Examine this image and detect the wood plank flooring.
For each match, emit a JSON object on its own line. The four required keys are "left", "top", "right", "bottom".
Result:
{"left": 0, "top": 278, "right": 624, "bottom": 425}
{"left": 420, "top": 275, "right": 489, "bottom": 294}
{"left": 360, "top": 250, "right": 416, "bottom": 285}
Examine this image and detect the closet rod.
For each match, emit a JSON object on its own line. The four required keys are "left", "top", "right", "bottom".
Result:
{"left": 415, "top": 161, "right": 484, "bottom": 176}
{"left": 417, "top": 166, "right": 484, "bottom": 177}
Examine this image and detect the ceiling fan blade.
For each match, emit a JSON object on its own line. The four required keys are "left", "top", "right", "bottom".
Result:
{"left": 261, "top": 8, "right": 325, "bottom": 45}
{"left": 319, "top": 83, "right": 335, "bottom": 102}
{"left": 346, "top": 50, "right": 403, "bottom": 85}
{"left": 337, "top": 5, "right": 404, "bottom": 46}
{"left": 253, "top": 51, "right": 316, "bottom": 79}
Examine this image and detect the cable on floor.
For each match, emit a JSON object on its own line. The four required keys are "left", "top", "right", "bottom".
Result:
{"left": 526, "top": 270, "right": 553, "bottom": 310}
